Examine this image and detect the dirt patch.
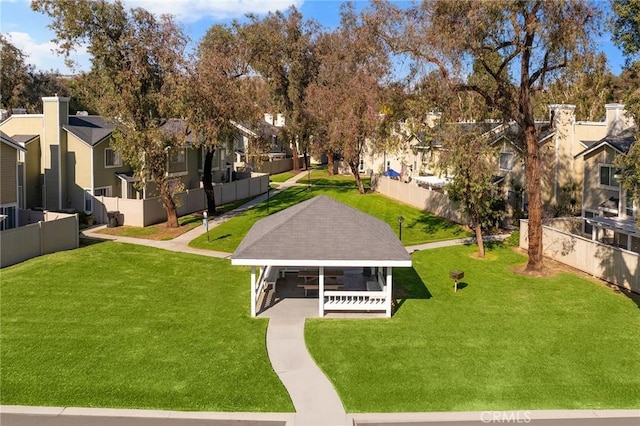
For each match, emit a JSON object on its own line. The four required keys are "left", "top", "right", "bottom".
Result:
{"left": 96, "top": 219, "right": 201, "bottom": 241}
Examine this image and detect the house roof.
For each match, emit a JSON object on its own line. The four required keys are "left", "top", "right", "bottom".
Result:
{"left": 0, "top": 131, "right": 26, "bottom": 151}
{"left": 231, "top": 195, "right": 412, "bottom": 267}
{"left": 574, "top": 126, "right": 637, "bottom": 158}
{"left": 63, "top": 116, "right": 114, "bottom": 146}
{"left": 10, "top": 134, "right": 39, "bottom": 145}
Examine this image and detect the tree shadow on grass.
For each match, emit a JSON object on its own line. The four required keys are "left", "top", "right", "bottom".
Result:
{"left": 410, "top": 213, "right": 468, "bottom": 236}
{"left": 393, "top": 266, "right": 432, "bottom": 313}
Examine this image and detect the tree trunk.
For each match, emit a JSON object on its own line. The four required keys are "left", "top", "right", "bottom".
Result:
{"left": 475, "top": 222, "right": 485, "bottom": 258}
{"left": 326, "top": 152, "right": 335, "bottom": 176}
{"left": 202, "top": 148, "right": 217, "bottom": 216}
{"left": 291, "top": 141, "right": 300, "bottom": 172}
{"left": 524, "top": 122, "right": 543, "bottom": 271}
{"left": 349, "top": 161, "right": 365, "bottom": 194}
{"left": 160, "top": 182, "right": 179, "bottom": 228}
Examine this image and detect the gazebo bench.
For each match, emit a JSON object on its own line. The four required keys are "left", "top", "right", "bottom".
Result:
{"left": 298, "top": 283, "right": 343, "bottom": 297}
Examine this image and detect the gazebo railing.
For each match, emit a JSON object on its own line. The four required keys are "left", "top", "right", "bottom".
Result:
{"left": 323, "top": 290, "right": 387, "bottom": 311}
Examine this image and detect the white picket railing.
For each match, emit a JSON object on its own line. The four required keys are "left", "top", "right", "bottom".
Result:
{"left": 323, "top": 290, "right": 387, "bottom": 311}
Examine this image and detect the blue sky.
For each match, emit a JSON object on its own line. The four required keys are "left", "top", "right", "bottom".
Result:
{"left": 0, "top": 0, "right": 626, "bottom": 76}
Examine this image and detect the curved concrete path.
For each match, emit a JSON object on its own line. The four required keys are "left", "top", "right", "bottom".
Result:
{"left": 267, "top": 317, "right": 346, "bottom": 426}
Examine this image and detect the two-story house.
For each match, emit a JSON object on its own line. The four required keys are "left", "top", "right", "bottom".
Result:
{"left": 575, "top": 123, "right": 638, "bottom": 253}
{"left": 232, "top": 113, "right": 291, "bottom": 172}
{"left": 0, "top": 96, "right": 225, "bottom": 217}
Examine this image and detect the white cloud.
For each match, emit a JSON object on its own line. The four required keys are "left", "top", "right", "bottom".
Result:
{"left": 6, "top": 32, "right": 90, "bottom": 74}
{"left": 121, "top": 0, "right": 304, "bottom": 23}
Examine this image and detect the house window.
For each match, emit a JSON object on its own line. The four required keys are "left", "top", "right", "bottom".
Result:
{"left": 359, "top": 159, "right": 364, "bottom": 172}
{"left": 0, "top": 206, "right": 17, "bottom": 230}
{"left": 583, "top": 210, "right": 597, "bottom": 235}
{"left": 168, "top": 148, "right": 187, "bottom": 175}
{"left": 105, "top": 148, "right": 122, "bottom": 168}
{"left": 599, "top": 164, "right": 619, "bottom": 188}
{"left": 94, "top": 187, "right": 111, "bottom": 197}
{"left": 84, "top": 189, "right": 92, "bottom": 213}
{"left": 499, "top": 152, "right": 515, "bottom": 171}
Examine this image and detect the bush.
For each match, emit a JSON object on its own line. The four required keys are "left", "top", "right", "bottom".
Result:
{"left": 504, "top": 231, "right": 520, "bottom": 247}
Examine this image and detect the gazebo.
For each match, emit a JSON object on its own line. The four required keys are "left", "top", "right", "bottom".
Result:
{"left": 231, "top": 195, "right": 412, "bottom": 317}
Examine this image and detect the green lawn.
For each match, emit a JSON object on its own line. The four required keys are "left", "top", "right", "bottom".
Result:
{"left": 0, "top": 242, "right": 293, "bottom": 412}
{"left": 269, "top": 171, "right": 298, "bottom": 183}
{"left": 301, "top": 167, "right": 371, "bottom": 188}
{"left": 306, "top": 244, "right": 640, "bottom": 412}
{"left": 189, "top": 186, "right": 470, "bottom": 252}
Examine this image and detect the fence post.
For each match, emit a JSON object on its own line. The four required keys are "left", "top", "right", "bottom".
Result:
{"left": 38, "top": 221, "right": 44, "bottom": 255}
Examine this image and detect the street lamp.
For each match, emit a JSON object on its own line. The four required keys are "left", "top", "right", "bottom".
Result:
{"left": 203, "top": 210, "right": 210, "bottom": 242}
{"left": 398, "top": 215, "right": 404, "bottom": 241}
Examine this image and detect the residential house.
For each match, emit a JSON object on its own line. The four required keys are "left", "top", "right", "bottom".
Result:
{"left": 232, "top": 113, "right": 291, "bottom": 172}
{"left": 0, "top": 131, "right": 26, "bottom": 229}
{"left": 575, "top": 125, "right": 638, "bottom": 253}
{"left": 0, "top": 96, "right": 221, "bottom": 217}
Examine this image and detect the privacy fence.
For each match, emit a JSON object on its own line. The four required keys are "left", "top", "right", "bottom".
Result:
{"left": 1, "top": 211, "right": 79, "bottom": 268}
{"left": 520, "top": 219, "right": 639, "bottom": 293}
{"left": 372, "top": 175, "right": 466, "bottom": 224}
{"left": 94, "top": 173, "right": 269, "bottom": 227}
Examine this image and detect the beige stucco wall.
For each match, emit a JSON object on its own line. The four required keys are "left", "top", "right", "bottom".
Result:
{"left": 42, "top": 97, "right": 69, "bottom": 210}
{"left": 0, "top": 143, "right": 18, "bottom": 205}
{"left": 24, "top": 139, "right": 42, "bottom": 208}
{"left": 92, "top": 139, "right": 133, "bottom": 195}
{"left": 582, "top": 146, "right": 620, "bottom": 213}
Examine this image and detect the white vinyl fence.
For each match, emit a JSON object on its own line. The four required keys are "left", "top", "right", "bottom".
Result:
{"left": 520, "top": 219, "right": 639, "bottom": 293}
{"left": 1, "top": 212, "right": 79, "bottom": 268}
{"left": 373, "top": 175, "right": 466, "bottom": 224}
{"left": 94, "top": 173, "right": 269, "bottom": 227}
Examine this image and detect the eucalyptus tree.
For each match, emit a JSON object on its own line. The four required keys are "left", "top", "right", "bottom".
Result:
{"left": 240, "top": 6, "right": 319, "bottom": 172}
{"left": 611, "top": 0, "right": 640, "bottom": 226}
{"left": 370, "top": 0, "right": 603, "bottom": 271}
{"left": 32, "top": 0, "right": 188, "bottom": 227}
{"left": 0, "top": 35, "right": 33, "bottom": 112}
{"left": 187, "top": 24, "right": 255, "bottom": 215}
{"left": 305, "top": 3, "right": 391, "bottom": 193}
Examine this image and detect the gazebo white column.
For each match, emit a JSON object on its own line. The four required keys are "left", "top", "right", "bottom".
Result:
{"left": 385, "top": 267, "right": 393, "bottom": 318}
{"left": 250, "top": 266, "right": 256, "bottom": 317}
{"left": 318, "top": 266, "right": 325, "bottom": 317}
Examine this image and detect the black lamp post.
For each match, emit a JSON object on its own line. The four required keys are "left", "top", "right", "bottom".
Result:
{"left": 398, "top": 215, "right": 404, "bottom": 241}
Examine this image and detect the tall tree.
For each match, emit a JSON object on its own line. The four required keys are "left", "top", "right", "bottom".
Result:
{"left": 611, "top": 0, "right": 640, "bottom": 226}
{"left": 187, "top": 24, "right": 254, "bottom": 215}
{"left": 240, "top": 6, "right": 319, "bottom": 172}
{"left": 0, "top": 35, "right": 33, "bottom": 112}
{"left": 33, "top": 0, "right": 188, "bottom": 227}
{"left": 371, "top": 0, "right": 602, "bottom": 271}
{"left": 439, "top": 126, "right": 507, "bottom": 257}
{"left": 306, "top": 3, "right": 390, "bottom": 193}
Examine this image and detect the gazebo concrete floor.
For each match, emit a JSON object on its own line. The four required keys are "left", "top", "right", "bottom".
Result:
{"left": 257, "top": 268, "right": 387, "bottom": 319}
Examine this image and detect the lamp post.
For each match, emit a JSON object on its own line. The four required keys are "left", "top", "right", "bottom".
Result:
{"left": 203, "top": 210, "right": 210, "bottom": 242}
{"left": 398, "top": 215, "right": 404, "bottom": 241}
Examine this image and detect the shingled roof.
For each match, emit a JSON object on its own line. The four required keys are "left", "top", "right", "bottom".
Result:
{"left": 232, "top": 195, "right": 412, "bottom": 267}
{"left": 63, "top": 116, "right": 114, "bottom": 146}
{"left": 575, "top": 126, "right": 637, "bottom": 158}
{"left": 0, "top": 131, "right": 26, "bottom": 151}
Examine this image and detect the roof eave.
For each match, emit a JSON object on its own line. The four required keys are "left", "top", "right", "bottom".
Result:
{"left": 231, "top": 258, "right": 413, "bottom": 267}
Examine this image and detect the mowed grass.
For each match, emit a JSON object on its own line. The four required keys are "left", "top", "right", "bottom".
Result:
{"left": 303, "top": 167, "right": 371, "bottom": 188}
{"left": 306, "top": 244, "right": 640, "bottom": 412}
{"left": 189, "top": 186, "right": 470, "bottom": 252}
{"left": 269, "top": 171, "right": 298, "bottom": 183}
{"left": 0, "top": 242, "right": 293, "bottom": 412}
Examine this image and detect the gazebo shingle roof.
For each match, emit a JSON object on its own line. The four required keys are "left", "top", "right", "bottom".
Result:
{"left": 232, "top": 195, "right": 412, "bottom": 266}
